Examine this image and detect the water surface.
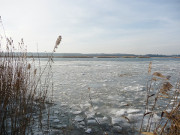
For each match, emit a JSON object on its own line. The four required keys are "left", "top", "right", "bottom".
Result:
{"left": 40, "top": 58, "right": 180, "bottom": 134}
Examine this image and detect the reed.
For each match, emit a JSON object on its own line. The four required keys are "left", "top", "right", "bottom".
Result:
{"left": 140, "top": 62, "right": 180, "bottom": 135}
{"left": 0, "top": 17, "right": 61, "bottom": 134}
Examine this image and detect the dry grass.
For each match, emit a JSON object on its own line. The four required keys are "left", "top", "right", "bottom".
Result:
{"left": 0, "top": 17, "right": 61, "bottom": 134}
{"left": 0, "top": 39, "right": 40, "bottom": 134}
{"left": 140, "top": 62, "right": 180, "bottom": 135}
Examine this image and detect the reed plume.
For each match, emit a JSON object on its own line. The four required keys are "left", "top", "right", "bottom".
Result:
{"left": 140, "top": 62, "right": 180, "bottom": 135}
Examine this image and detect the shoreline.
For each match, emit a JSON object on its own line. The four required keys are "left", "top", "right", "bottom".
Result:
{"left": 1, "top": 56, "right": 180, "bottom": 58}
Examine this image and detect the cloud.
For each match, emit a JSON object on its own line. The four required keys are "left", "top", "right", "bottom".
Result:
{"left": 0, "top": 0, "right": 180, "bottom": 54}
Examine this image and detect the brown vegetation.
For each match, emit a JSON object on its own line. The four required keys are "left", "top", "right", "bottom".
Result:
{"left": 140, "top": 62, "right": 180, "bottom": 135}
{"left": 0, "top": 17, "right": 61, "bottom": 134}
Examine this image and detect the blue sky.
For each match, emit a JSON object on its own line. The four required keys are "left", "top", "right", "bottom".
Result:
{"left": 0, "top": 0, "right": 180, "bottom": 54}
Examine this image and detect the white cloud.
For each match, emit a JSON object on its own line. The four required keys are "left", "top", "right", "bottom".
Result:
{"left": 0, "top": 0, "right": 180, "bottom": 54}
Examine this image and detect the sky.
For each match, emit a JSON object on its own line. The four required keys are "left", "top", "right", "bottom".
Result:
{"left": 0, "top": 0, "right": 180, "bottom": 55}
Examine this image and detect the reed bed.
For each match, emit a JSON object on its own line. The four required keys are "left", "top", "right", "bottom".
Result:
{"left": 140, "top": 62, "right": 180, "bottom": 135}
{"left": 0, "top": 18, "right": 61, "bottom": 134}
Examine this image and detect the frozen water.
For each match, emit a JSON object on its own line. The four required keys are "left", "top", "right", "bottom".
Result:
{"left": 53, "top": 119, "right": 60, "bottom": 123}
{"left": 85, "top": 128, "right": 92, "bottom": 133}
{"left": 112, "top": 126, "right": 122, "bottom": 133}
{"left": 72, "top": 111, "right": 82, "bottom": 115}
{"left": 40, "top": 58, "right": 180, "bottom": 134}
{"left": 127, "top": 109, "right": 141, "bottom": 114}
{"left": 74, "top": 115, "right": 84, "bottom": 122}
{"left": 111, "top": 117, "right": 127, "bottom": 124}
{"left": 111, "top": 109, "right": 127, "bottom": 116}
{"left": 96, "top": 116, "right": 109, "bottom": 124}
{"left": 87, "top": 119, "right": 97, "bottom": 125}
{"left": 54, "top": 111, "right": 59, "bottom": 114}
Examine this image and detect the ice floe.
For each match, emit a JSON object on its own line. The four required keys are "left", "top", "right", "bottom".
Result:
{"left": 74, "top": 115, "right": 84, "bottom": 122}
{"left": 72, "top": 111, "right": 82, "bottom": 115}
{"left": 112, "top": 126, "right": 122, "bottom": 133}
{"left": 87, "top": 119, "right": 97, "bottom": 125}
{"left": 85, "top": 128, "right": 92, "bottom": 133}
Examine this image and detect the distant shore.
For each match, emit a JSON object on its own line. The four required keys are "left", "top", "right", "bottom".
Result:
{"left": 24, "top": 56, "right": 180, "bottom": 58}
{"left": 1, "top": 52, "right": 180, "bottom": 58}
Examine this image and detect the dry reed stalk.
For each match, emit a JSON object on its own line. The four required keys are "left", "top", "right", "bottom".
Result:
{"left": 140, "top": 62, "right": 180, "bottom": 135}
{"left": 148, "top": 62, "right": 152, "bottom": 74}
{"left": 0, "top": 17, "right": 62, "bottom": 134}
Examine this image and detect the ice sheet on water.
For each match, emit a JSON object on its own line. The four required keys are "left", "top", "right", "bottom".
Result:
{"left": 54, "top": 111, "right": 59, "bottom": 114}
{"left": 111, "top": 109, "right": 127, "bottom": 116}
{"left": 111, "top": 108, "right": 141, "bottom": 117}
{"left": 53, "top": 119, "right": 60, "bottom": 123}
{"left": 80, "top": 103, "right": 91, "bottom": 109}
{"left": 111, "top": 117, "right": 127, "bottom": 125}
{"left": 152, "top": 114, "right": 161, "bottom": 123}
{"left": 87, "top": 119, "right": 97, "bottom": 125}
{"left": 49, "top": 116, "right": 58, "bottom": 120}
{"left": 96, "top": 116, "right": 109, "bottom": 124}
{"left": 85, "top": 128, "right": 92, "bottom": 133}
{"left": 91, "top": 99, "right": 101, "bottom": 104}
{"left": 107, "top": 95, "right": 120, "bottom": 100}
{"left": 134, "top": 113, "right": 161, "bottom": 130}
{"left": 94, "top": 106, "right": 99, "bottom": 110}
{"left": 127, "top": 113, "right": 143, "bottom": 123}
{"left": 74, "top": 115, "right": 84, "bottom": 122}
{"left": 72, "top": 111, "right": 82, "bottom": 115}
{"left": 112, "top": 126, "right": 122, "bottom": 133}
{"left": 48, "top": 59, "right": 180, "bottom": 133}
{"left": 124, "top": 85, "right": 144, "bottom": 92}
{"left": 85, "top": 111, "right": 95, "bottom": 119}
{"left": 127, "top": 108, "right": 141, "bottom": 114}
